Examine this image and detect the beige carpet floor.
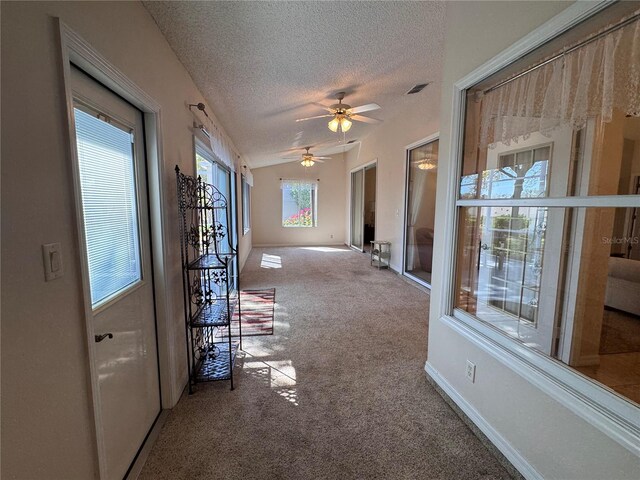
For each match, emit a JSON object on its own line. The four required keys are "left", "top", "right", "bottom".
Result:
{"left": 139, "top": 246, "right": 513, "bottom": 480}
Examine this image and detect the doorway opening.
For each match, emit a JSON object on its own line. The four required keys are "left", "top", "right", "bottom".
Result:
{"left": 350, "top": 162, "right": 377, "bottom": 252}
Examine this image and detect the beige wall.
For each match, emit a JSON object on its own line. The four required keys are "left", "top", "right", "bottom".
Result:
{"left": 251, "top": 154, "right": 346, "bottom": 246}
{"left": 344, "top": 83, "right": 440, "bottom": 270}
{"left": 1, "top": 2, "right": 250, "bottom": 478}
{"left": 429, "top": 1, "right": 640, "bottom": 479}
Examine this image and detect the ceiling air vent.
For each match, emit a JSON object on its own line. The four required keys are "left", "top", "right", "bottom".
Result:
{"left": 406, "top": 83, "right": 430, "bottom": 95}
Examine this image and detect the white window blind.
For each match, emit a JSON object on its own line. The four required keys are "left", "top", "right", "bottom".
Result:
{"left": 74, "top": 107, "right": 142, "bottom": 306}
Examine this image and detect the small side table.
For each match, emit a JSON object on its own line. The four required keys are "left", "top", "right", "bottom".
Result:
{"left": 370, "top": 240, "right": 391, "bottom": 269}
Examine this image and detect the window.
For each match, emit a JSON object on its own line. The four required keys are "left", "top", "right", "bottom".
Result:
{"left": 196, "top": 142, "right": 232, "bottom": 251}
{"left": 74, "top": 106, "right": 142, "bottom": 306}
{"left": 281, "top": 180, "right": 318, "bottom": 227}
{"left": 453, "top": 9, "right": 640, "bottom": 407}
{"left": 242, "top": 174, "right": 251, "bottom": 234}
{"left": 195, "top": 140, "right": 238, "bottom": 288}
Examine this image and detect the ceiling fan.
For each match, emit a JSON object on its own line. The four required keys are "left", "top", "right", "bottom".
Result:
{"left": 282, "top": 146, "right": 331, "bottom": 168}
{"left": 296, "top": 92, "right": 382, "bottom": 133}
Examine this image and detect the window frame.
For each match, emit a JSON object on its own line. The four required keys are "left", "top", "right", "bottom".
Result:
{"left": 194, "top": 138, "right": 217, "bottom": 185}
{"left": 402, "top": 134, "right": 439, "bottom": 288}
{"left": 193, "top": 136, "right": 239, "bottom": 291}
{"left": 280, "top": 179, "right": 319, "bottom": 228}
{"left": 439, "top": 0, "right": 640, "bottom": 455}
{"left": 242, "top": 174, "right": 251, "bottom": 235}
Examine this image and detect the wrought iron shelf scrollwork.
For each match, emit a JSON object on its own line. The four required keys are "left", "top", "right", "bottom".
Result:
{"left": 190, "top": 294, "right": 239, "bottom": 328}
{"left": 194, "top": 342, "right": 239, "bottom": 383}
{"left": 176, "top": 166, "right": 242, "bottom": 392}
{"left": 187, "top": 252, "right": 237, "bottom": 270}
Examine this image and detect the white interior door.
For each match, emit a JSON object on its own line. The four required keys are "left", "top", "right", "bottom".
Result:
{"left": 350, "top": 168, "right": 365, "bottom": 251}
{"left": 474, "top": 142, "right": 565, "bottom": 354}
{"left": 71, "top": 67, "right": 160, "bottom": 480}
{"left": 476, "top": 205, "right": 562, "bottom": 353}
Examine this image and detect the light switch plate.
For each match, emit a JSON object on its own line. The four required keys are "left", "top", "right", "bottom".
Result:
{"left": 42, "top": 243, "right": 63, "bottom": 281}
{"left": 466, "top": 360, "right": 476, "bottom": 383}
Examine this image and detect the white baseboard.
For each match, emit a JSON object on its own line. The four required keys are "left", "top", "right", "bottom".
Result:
{"left": 425, "top": 362, "right": 542, "bottom": 480}
{"left": 128, "top": 409, "right": 169, "bottom": 479}
{"left": 252, "top": 242, "right": 347, "bottom": 248}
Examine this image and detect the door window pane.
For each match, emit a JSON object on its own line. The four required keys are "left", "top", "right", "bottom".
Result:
{"left": 74, "top": 107, "right": 142, "bottom": 306}
{"left": 456, "top": 205, "right": 555, "bottom": 352}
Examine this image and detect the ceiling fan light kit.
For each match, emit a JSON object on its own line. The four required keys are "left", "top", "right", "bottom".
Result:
{"left": 301, "top": 158, "right": 315, "bottom": 167}
{"left": 286, "top": 92, "right": 382, "bottom": 167}
{"left": 296, "top": 91, "right": 381, "bottom": 135}
{"left": 416, "top": 153, "right": 437, "bottom": 170}
{"left": 417, "top": 160, "right": 436, "bottom": 171}
{"left": 327, "top": 114, "right": 352, "bottom": 133}
{"left": 283, "top": 147, "right": 331, "bottom": 168}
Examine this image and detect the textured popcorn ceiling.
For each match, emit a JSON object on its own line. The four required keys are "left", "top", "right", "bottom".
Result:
{"left": 143, "top": 1, "right": 444, "bottom": 168}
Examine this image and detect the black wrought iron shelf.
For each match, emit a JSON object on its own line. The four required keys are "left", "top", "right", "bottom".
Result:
{"left": 189, "top": 204, "right": 228, "bottom": 210}
{"left": 187, "top": 252, "right": 237, "bottom": 270}
{"left": 190, "top": 294, "right": 238, "bottom": 328}
{"left": 194, "top": 342, "right": 239, "bottom": 383}
{"left": 176, "top": 166, "right": 242, "bottom": 392}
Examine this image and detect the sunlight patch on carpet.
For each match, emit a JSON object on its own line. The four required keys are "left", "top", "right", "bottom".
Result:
{"left": 243, "top": 358, "right": 299, "bottom": 406}
{"left": 260, "top": 253, "right": 282, "bottom": 269}
{"left": 299, "top": 246, "right": 349, "bottom": 253}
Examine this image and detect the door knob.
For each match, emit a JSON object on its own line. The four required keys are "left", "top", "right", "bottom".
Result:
{"left": 95, "top": 333, "right": 114, "bottom": 343}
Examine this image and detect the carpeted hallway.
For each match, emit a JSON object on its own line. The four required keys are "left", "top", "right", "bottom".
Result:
{"left": 139, "top": 246, "right": 513, "bottom": 479}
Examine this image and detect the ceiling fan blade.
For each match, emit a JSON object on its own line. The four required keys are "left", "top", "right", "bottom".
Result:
{"left": 295, "top": 113, "right": 334, "bottom": 122}
{"left": 313, "top": 159, "right": 325, "bottom": 163}
{"left": 351, "top": 114, "right": 382, "bottom": 124}
{"left": 312, "top": 102, "right": 334, "bottom": 112}
{"left": 313, "top": 156, "right": 332, "bottom": 160}
{"left": 349, "top": 103, "right": 381, "bottom": 114}
{"left": 281, "top": 156, "right": 300, "bottom": 160}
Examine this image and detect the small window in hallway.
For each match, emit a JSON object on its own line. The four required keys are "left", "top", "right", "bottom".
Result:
{"left": 281, "top": 179, "right": 318, "bottom": 227}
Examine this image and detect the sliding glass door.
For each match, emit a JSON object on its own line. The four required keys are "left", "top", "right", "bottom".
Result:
{"left": 404, "top": 139, "right": 439, "bottom": 286}
{"left": 350, "top": 168, "right": 365, "bottom": 251}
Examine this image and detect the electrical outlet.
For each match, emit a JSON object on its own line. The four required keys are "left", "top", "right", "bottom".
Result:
{"left": 465, "top": 360, "right": 476, "bottom": 383}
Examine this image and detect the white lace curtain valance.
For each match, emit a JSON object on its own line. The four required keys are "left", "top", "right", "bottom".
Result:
{"left": 280, "top": 179, "right": 318, "bottom": 190}
{"left": 207, "top": 123, "right": 238, "bottom": 172}
{"left": 478, "top": 12, "right": 640, "bottom": 148}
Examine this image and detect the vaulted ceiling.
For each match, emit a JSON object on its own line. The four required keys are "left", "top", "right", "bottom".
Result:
{"left": 143, "top": 1, "right": 445, "bottom": 168}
